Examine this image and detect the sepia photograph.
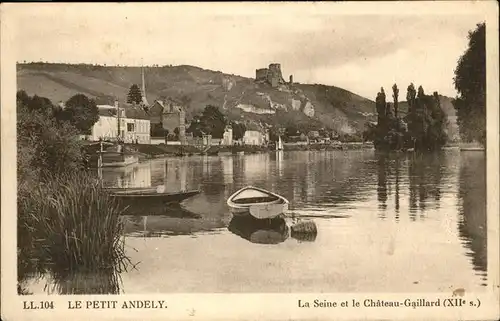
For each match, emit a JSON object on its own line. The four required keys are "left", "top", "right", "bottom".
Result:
{"left": 1, "top": 2, "right": 499, "bottom": 320}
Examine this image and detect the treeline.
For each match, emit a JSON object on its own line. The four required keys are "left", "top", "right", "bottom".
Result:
{"left": 186, "top": 105, "right": 246, "bottom": 141}
{"left": 363, "top": 84, "right": 447, "bottom": 152}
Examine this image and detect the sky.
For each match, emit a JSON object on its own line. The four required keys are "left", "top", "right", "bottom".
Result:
{"left": 11, "top": 3, "right": 486, "bottom": 99}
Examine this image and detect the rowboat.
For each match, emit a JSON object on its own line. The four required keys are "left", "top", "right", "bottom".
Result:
{"left": 112, "top": 189, "right": 200, "bottom": 215}
{"left": 227, "top": 186, "right": 289, "bottom": 219}
{"left": 228, "top": 215, "right": 289, "bottom": 244}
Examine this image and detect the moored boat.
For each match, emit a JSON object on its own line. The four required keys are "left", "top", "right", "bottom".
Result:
{"left": 227, "top": 186, "right": 289, "bottom": 219}
{"left": 112, "top": 189, "right": 201, "bottom": 215}
{"left": 99, "top": 151, "right": 139, "bottom": 167}
{"left": 103, "top": 186, "right": 159, "bottom": 193}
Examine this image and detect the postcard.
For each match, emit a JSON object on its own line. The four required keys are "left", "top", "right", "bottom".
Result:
{"left": 1, "top": 2, "right": 499, "bottom": 320}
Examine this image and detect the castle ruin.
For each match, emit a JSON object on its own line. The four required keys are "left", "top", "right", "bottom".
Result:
{"left": 255, "top": 63, "right": 293, "bottom": 88}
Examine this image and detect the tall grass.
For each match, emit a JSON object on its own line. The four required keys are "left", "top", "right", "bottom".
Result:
{"left": 18, "top": 172, "right": 133, "bottom": 293}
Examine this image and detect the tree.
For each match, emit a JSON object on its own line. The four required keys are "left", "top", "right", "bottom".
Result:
{"left": 62, "top": 94, "right": 99, "bottom": 135}
{"left": 127, "top": 84, "right": 143, "bottom": 105}
{"left": 268, "top": 127, "right": 280, "bottom": 142}
{"left": 203, "top": 105, "right": 227, "bottom": 139}
{"left": 285, "top": 125, "right": 299, "bottom": 138}
{"left": 406, "top": 83, "right": 416, "bottom": 114}
{"left": 17, "top": 91, "right": 84, "bottom": 182}
{"left": 375, "top": 87, "right": 387, "bottom": 126}
{"left": 366, "top": 83, "right": 447, "bottom": 152}
{"left": 407, "top": 86, "right": 447, "bottom": 151}
{"left": 232, "top": 123, "right": 246, "bottom": 141}
{"left": 452, "top": 22, "right": 486, "bottom": 145}
{"left": 197, "top": 105, "right": 227, "bottom": 139}
{"left": 392, "top": 84, "right": 399, "bottom": 118}
{"left": 186, "top": 115, "right": 204, "bottom": 137}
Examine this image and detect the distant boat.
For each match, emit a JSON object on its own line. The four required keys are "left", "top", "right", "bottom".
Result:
{"left": 227, "top": 186, "right": 289, "bottom": 219}
{"left": 276, "top": 136, "right": 283, "bottom": 151}
{"left": 460, "top": 142, "right": 485, "bottom": 151}
{"left": 100, "top": 151, "right": 139, "bottom": 167}
{"left": 84, "top": 141, "right": 139, "bottom": 168}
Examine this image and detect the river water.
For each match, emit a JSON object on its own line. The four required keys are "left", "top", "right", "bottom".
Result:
{"left": 28, "top": 149, "right": 488, "bottom": 293}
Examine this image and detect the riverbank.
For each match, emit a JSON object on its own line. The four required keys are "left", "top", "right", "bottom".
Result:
{"left": 128, "top": 142, "right": 374, "bottom": 158}
{"left": 127, "top": 144, "right": 200, "bottom": 158}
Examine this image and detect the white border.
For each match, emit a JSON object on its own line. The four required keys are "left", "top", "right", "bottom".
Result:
{"left": 1, "top": 2, "right": 499, "bottom": 320}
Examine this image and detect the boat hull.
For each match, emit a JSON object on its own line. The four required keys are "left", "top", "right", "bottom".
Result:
{"left": 227, "top": 186, "right": 289, "bottom": 219}
{"left": 104, "top": 186, "right": 159, "bottom": 193}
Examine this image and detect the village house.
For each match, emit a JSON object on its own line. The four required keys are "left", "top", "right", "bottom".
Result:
{"left": 91, "top": 101, "right": 151, "bottom": 144}
{"left": 148, "top": 97, "right": 186, "bottom": 144}
{"left": 242, "top": 123, "right": 269, "bottom": 146}
{"left": 243, "top": 130, "right": 263, "bottom": 145}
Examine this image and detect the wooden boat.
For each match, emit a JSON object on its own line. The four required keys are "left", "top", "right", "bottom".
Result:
{"left": 103, "top": 186, "right": 159, "bottom": 193}
{"left": 84, "top": 142, "right": 139, "bottom": 168}
{"left": 228, "top": 215, "right": 289, "bottom": 244}
{"left": 227, "top": 186, "right": 289, "bottom": 219}
{"left": 112, "top": 189, "right": 201, "bottom": 215}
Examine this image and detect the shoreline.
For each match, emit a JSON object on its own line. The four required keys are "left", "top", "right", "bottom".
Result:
{"left": 126, "top": 142, "right": 375, "bottom": 159}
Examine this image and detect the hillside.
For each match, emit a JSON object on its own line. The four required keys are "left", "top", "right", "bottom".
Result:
{"left": 17, "top": 63, "right": 378, "bottom": 134}
{"left": 15, "top": 63, "right": 460, "bottom": 138}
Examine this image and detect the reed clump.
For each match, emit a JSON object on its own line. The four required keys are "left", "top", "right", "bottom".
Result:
{"left": 18, "top": 172, "right": 132, "bottom": 282}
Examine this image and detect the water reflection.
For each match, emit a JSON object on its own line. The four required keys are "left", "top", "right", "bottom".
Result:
{"left": 45, "top": 270, "right": 122, "bottom": 295}
{"left": 123, "top": 213, "right": 229, "bottom": 237}
{"left": 228, "top": 215, "right": 289, "bottom": 244}
{"left": 457, "top": 152, "right": 487, "bottom": 283}
{"left": 375, "top": 152, "right": 447, "bottom": 222}
{"left": 408, "top": 153, "right": 444, "bottom": 217}
{"left": 376, "top": 155, "right": 388, "bottom": 215}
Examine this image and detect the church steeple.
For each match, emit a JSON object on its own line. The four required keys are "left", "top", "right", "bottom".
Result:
{"left": 141, "top": 62, "right": 149, "bottom": 106}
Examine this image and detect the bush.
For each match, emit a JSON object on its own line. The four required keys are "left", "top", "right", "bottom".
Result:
{"left": 18, "top": 173, "right": 132, "bottom": 293}
{"left": 17, "top": 93, "right": 85, "bottom": 181}
{"left": 17, "top": 91, "right": 133, "bottom": 294}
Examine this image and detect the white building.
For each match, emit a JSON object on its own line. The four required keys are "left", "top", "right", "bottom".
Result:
{"left": 91, "top": 102, "right": 151, "bottom": 144}
{"left": 222, "top": 126, "right": 233, "bottom": 145}
{"left": 243, "top": 130, "right": 265, "bottom": 145}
